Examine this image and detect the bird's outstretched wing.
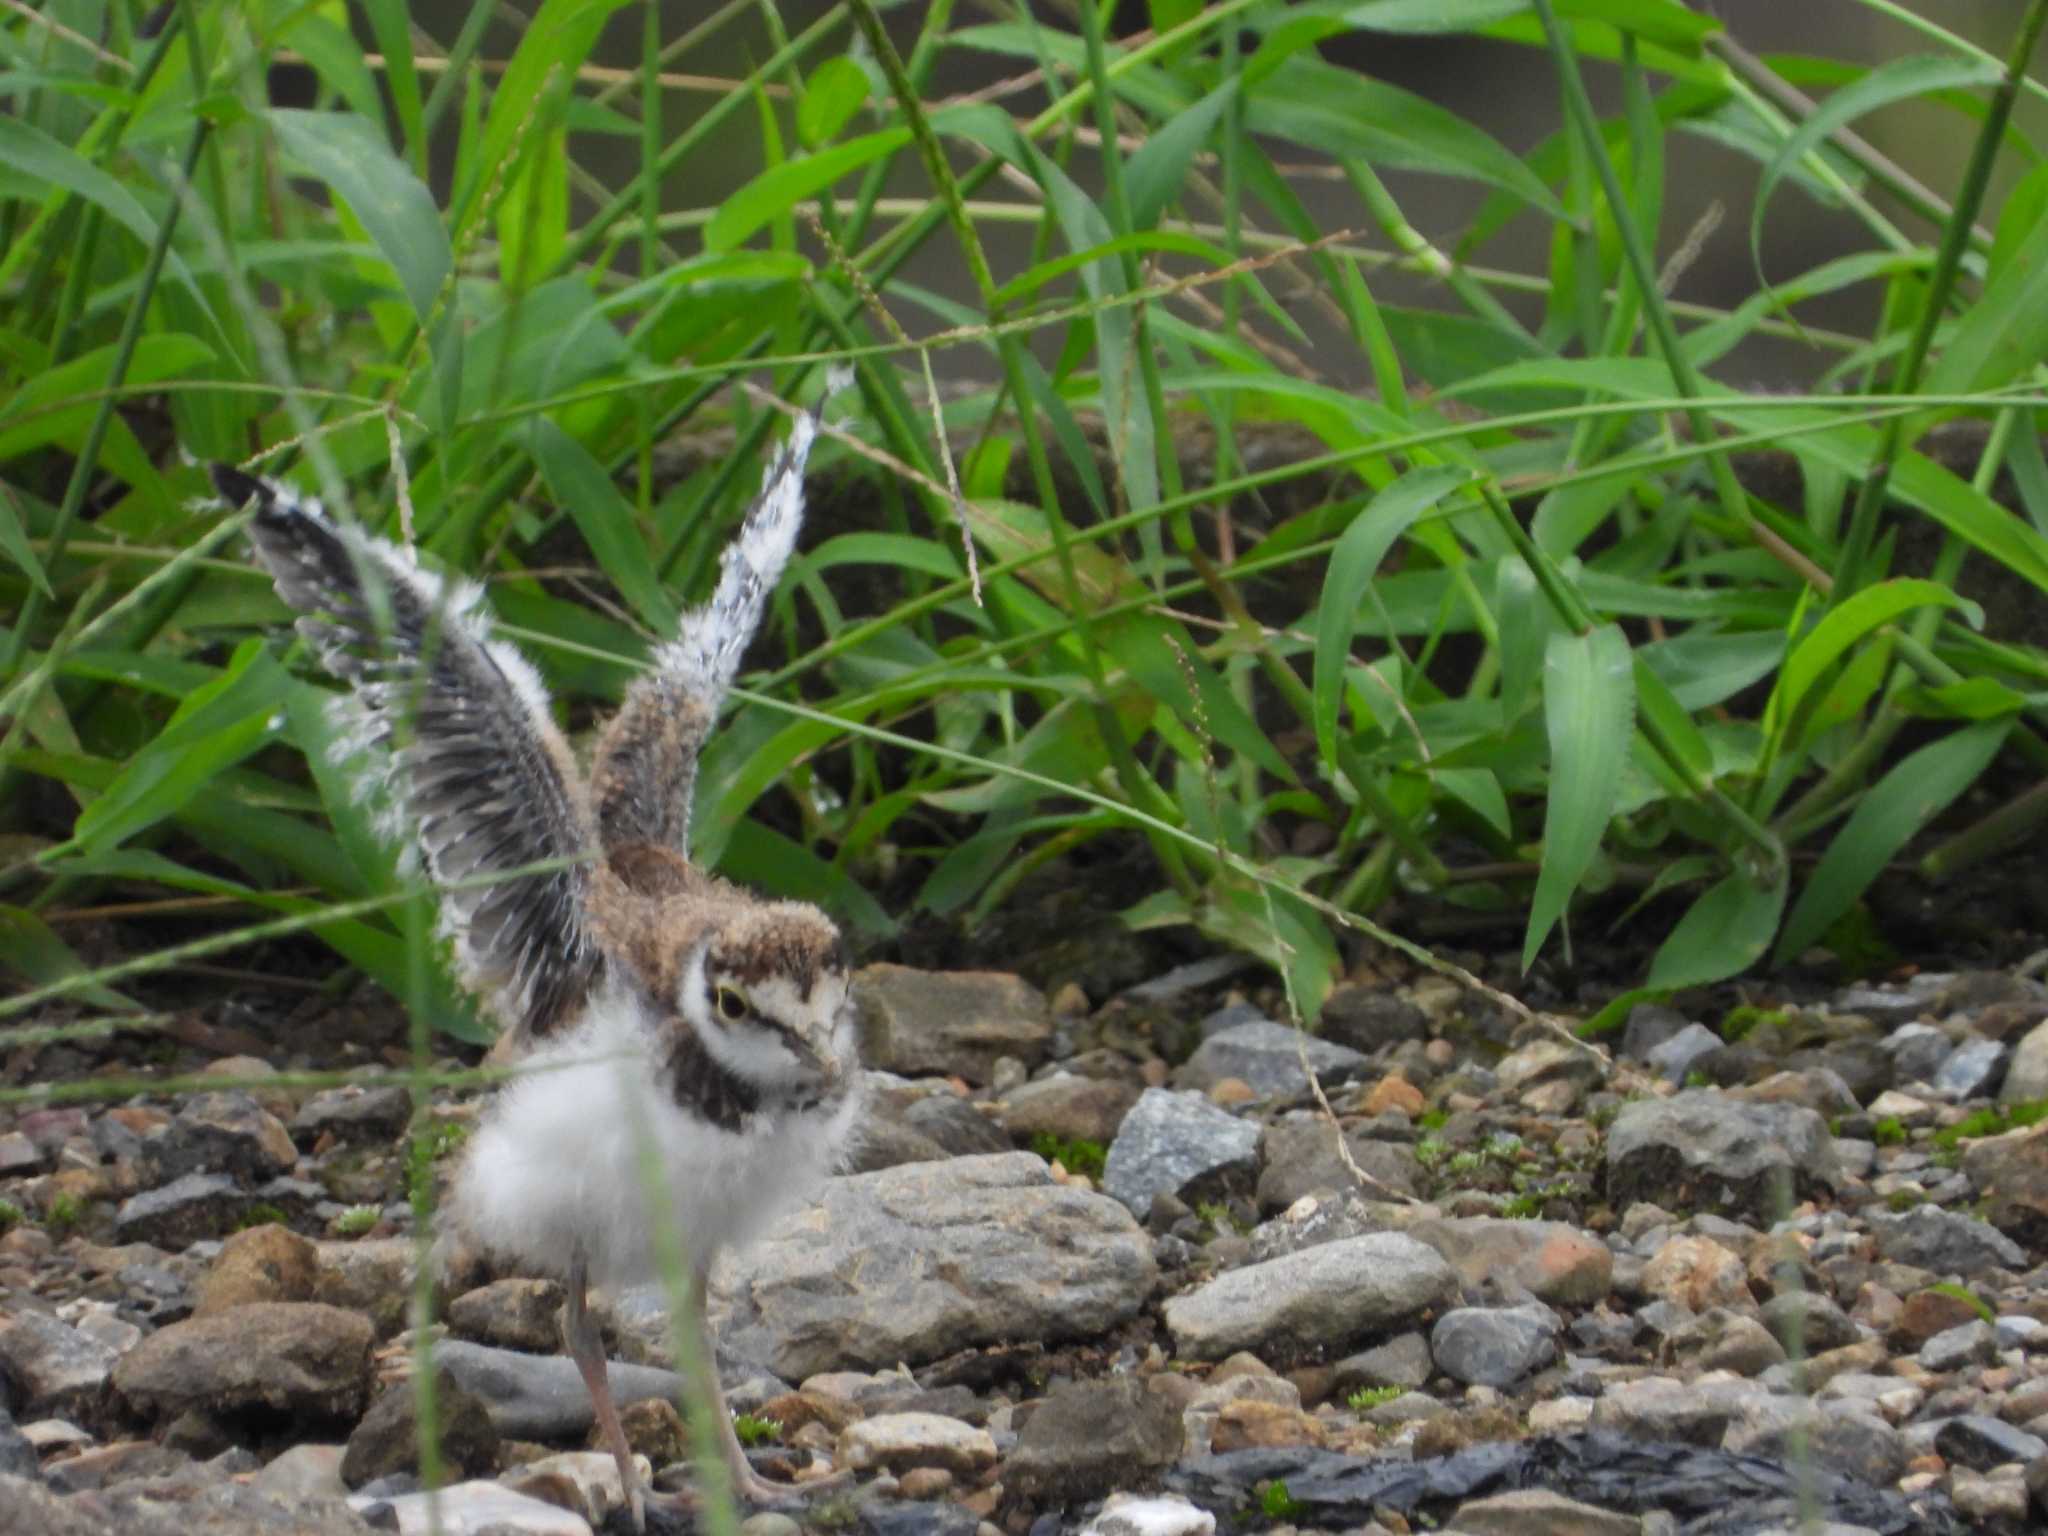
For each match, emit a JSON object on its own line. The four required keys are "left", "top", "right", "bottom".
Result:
{"left": 589, "top": 401, "right": 825, "bottom": 856}
{"left": 219, "top": 465, "right": 599, "bottom": 1037}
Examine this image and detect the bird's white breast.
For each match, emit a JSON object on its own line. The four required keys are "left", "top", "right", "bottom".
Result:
{"left": 446, "top": 982, "right": 861, "bottom": 1291}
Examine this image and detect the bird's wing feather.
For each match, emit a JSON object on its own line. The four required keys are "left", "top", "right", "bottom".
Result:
{"left": 589, "top": 401, "right": 825, "bottom": 856}
{"left": 219, "top": 465, "right": 599, "bottom": 1037}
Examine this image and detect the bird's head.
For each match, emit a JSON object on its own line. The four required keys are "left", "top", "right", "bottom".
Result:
{"left": 672, "top": 901, "right": 856, "bottom": 1103}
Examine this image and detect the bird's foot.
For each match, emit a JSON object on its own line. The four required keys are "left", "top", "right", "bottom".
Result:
{"left": 727, "top": 1462, "right": 849, "bottom": 1508}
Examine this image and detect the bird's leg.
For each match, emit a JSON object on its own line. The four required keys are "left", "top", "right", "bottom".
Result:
{"left": 562, "top": 1252, "right": 650, "bottom": 1532}
{"left": 688, "top": 1264, "right": 849, "bottom": 1506}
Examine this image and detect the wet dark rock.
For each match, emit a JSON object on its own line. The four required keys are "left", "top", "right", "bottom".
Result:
{"left": 1429, "top": 1302, "right": 1558, "bottom": 1387}
{"left": 852, "top": 965, "right": 1053, "bottom": 1084}
{"left": 1102, "top": 1089, "right": 1261, "bottom": 1218}
{"left": 1933, "top": 1413, "right": 2048, "bottom": 1471}
{"left": 0, "top": 1311, "right": 117, "bottom": 1418}
{"left": 1003, "top": 1376, "right": 1183, "bottom": 1505}
{"left": 1604, "top": 1091, "right": 1838, "bottom": 1220}
{"left": 113, "top": 1173, "right": 249, "bottom": 1248}
{"left": 1162, "top": 1232, "right": 1455, "bottom": 1362}
{"left": 112, "top": 1302, "right": 374, "bottom": 1428}
{"left": 1868, "top": 1204, "right": 2025, "bottom": 1273}
{"left": 342, "top": 1374, "right": 499, "bottom": 1488}
{"left": 1173, "top": 1019, "right": 1371, "bottom": 1100}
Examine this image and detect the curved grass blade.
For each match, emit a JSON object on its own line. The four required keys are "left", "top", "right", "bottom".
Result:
{"left": 1646, "top": 866, "right": 1788, "bottom": 990}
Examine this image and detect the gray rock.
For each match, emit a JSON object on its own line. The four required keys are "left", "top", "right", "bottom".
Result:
{"left": 852, "top": 965, "right": 1053, "bottom": 1084}
{"left": 1173, "top": 1020, "right": 1370, "bottom": 1100}
{"left": 112, "top": 1302, "right": 374, "bottom": 1426}
{"left": 1253, "top": 1119, "right": 1419, "bottom": 1214}
{"left": 855, "top": 1501, "right": 981, "bottom": 1536}
{"left": 0, "top": 1131, "right": 40, "bottom": 1174}
{"left": 2000, "top": 1016, "right": 2048, "bottom": 1104}
{"left": 432, "top": 1340, "right": 681, "bottom": 1440}
{"left": 0, "top": 1471, "right": 379, "bottom": 1536}
{"left": 342, "top": 1374, "right": 499, "bottom": 1487}
{"left": 1723, "top": 1397, "right": 1907, "bottom": 1487}
{"left": 1759, "top": 1290, "right": 1860, "bottom": 1355}
{"left": 1868, "top": 1205, "right": 2025, "bottom": 1273}
{"left": 1396, "top": 1216, "right": 1613, "bottom": 1308}
{"left": 0, "top": 1312, "right": 117, "bottom": 1418}
{"left": 113, "top": 1172, "right": 249, "bottom": 1248}
{"left": 995, "top": 1074, "right": 1140, "bottom": 1147}
{"left": 1604, "top": 1090, "right": 1839, "bottom": 1220}
{"left": 1318, "top": 986, "right": 1427, "bottom": 1053}
{"left": 1933, "top": 1413, "right": 2048, "bottom": 1471}
{"left": 902, "top": 1093, "right": 1011, "bottom": 1158}
{"left": 140, "top": 1092, "right": 297, "bottom": 1185}
{"left": 1882, "top": 1022, "right": 1952, "bottom": 1085}
{"left": 1162, "top": 1232, "right": 1455, "bottom": 1362}
{"left": 716, "top": 1152, "right": 1155, "bottom": 1380}
{"left": 1103, "top": 1089, "right": 1261, "bottom": 1218}
{"left": 1918, "top": 1319, "right": 2000, "bottom": 1373}
{"left": 1003, "top": 1376, "right": 1184, "bottom": 1504}
{"left": 1834, "top": 978, "right": 1943, "bottom": 1027}
{"left": 1428, "top": 1303, "right": 1558, "bottom": 1388}
{"left": 1589, "top": 1376, "right": 1762, "bottom": 1446}
{"left": 1932, "top": 1038, "right": 2005, "bottom": 1100}
{"left": 1645, "top": 1023, "right": 1723, "bottom": 1085}
{"left": 1621, "top": 1003, "right": 1695, "bottom": 1061}
{"left": 354, "top": 1480, "right": 592, "bottom": 1535}
{"left": 1331, "top": 1332, "right": 1432, "bottom": 1393}
{"left": 1664, "top": 1308, "right": 1787, "bottom": 1376}
{"left": 290, "top": 1086, "right": 412, "bottom": 1146}
{"left": 0, "top": 1403, "right": 39, "bottom": 1480}
{"left": 1448, "top": 1489, "right": 1639, "bottom": 1536}
{"left": 446, "top": 1278, "right": 564, "bottom": 1354}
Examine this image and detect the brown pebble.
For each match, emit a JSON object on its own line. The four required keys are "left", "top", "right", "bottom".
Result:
{"left": 898, "top": 1466, "right": 955, "bottom": 1499}
{"left": 194, "top": 1223, "right": 319, "bottom": 1316}
{"left": 1362, "top": 1076, "right": 1424, "bottom": 1118}
{"left": 1207, "top": 1078, "right": 1257, "bottom": 1108}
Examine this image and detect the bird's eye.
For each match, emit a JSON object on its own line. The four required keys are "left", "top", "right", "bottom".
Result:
{"left": 714, "top": 984, "right": 749, "bottom": 1023}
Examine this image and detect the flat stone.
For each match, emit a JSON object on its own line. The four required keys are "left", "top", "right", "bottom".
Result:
{"left": 113, "top": 1172, "right": 249, "bottom": 1248}
{"left": 717, "top": 1152, "right": 1154, "bottom": 1380}
{"left": 1080, "top": 1494, "right": 1216, "bottom": 1536}
{"left": 1331, "top": 1332, "right": 1432, "bottom": 1393}
{"left": 1103, "top": 1089, "right": 1261, "bottom": 1218}
{"left": 445, "top": 1278, "right": 564, "bottom": 1354}
{"left": 356, "top": 1480, "right": 593, "bottom": 1535}
{"left": 254, "top": 1443, "right": 349, "bottom": 1503}
{"left": 995, "top": 1073, "right": 1141, "bottom": 1147}
{"left": 140, "top": 1092, "right": 297, "bottom": 1185}
{"left": 1449, "top": 1488, "right": 1639, "bottom": 1536}
{"left": 1003, "top": 1376, "right": 1185, "bottom": 1504}
{"left": 313, "top": 1238, "right": 415, "bottom": 1339}
{"left": 1919, "top": 1319, "right": 2000, "bottom": 1373}
{"left": 1605, "top": 1090, "right": 1838, "bottom": 1219}
{"left": 111, "top": 1302, "right": 373, "bottom": 1425}
{"left": 431, "top": 1340, "right": 682, "bottom": 1441}
{"left": 1664, "top": 1308, "right": 1786, "bottom": 1376}
{"left": 1428, "top": 1303, "right": 1558, "bottom": 1388}
{"left": 1933, "top": 1038, "right": 2005, "bottom": 1099}
{"left": 1884, "top": 1022, "right": 1952, "bottom": 1084}
{"left": 837, "top": 1411, "right": 996, "bottom": 1476}
{"left": 1645, "top": 1022, "right": 1723, "bottom": 1085}
{"left": 1173, "top": 1019, "right": 1371, "bottom": 1100}
{"left": 1396, "top": 1216, "right": 1612, "bottom": 1307}
{"left": 1589, "top": 1375, "right": 1761, "bottom": 1446}
{"left": 1254, "top": 1120, "right": 1419, "bottom": 1213}
{"left": 42, "top": 1440, "right": 192, "bottom": 1494}
{"left": 1163, "top": 1232, "right": 1455, "bottom": 1362}
{"left": 0, "top": 1311, "right": 118, "bottom": 1417}
{"left": 852, "top": 965, "right": 1053, "bottom": 1083}
{"left": 1933, "top": 1413, "right": 2048, "bottom": 1471}
{"left": 1868, "top": 1205, "right": 2025, "bottom": 1273}
{"left": 291, "top": 1086, "right": 412, "bottom": 1146}
{"left": 4, "top": 1471, "right": 379, "bottom": 1534}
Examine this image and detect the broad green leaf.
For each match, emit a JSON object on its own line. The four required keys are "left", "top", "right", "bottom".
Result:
{"left": 1435, "top": 766, "right": 1510, "bottom": 841}
{"left": 1647, "top": 867, "right": 1788, "bottom": 989}
{"left": 0, "top": 907, "right": 137, "bottom": 1011}
{"left": 1525, "top": 624, "right": 1635, "bottom": 970}
{"left": 708, "top": 126, "right": 914, "bottom": 251}
{"left": 1752, "top": 56, "right": 1997, "bottom": 287}
{"left": 1313, "top": 467, "right": 1471, "bottom": 769}
{"left": 69, "top": 642, "right": 290, "bottom": 856}
{"left": 526, "top": 419, "right": 679, "bottom": 632}
{"left": 268, "top": 108, "right": 452, "bottom": 324}
{"left": 1775, "top": 720, "right": 2010, "bottom": 963}
{"left": 360, "top": 0, "right": 425, "bottom": 167}
{"left": 799, "top": 57, "right": 871, "bottom": 147}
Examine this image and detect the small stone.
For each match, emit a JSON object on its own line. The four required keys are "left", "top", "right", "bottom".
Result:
{"left": 1604, "top": 1090, "right": 1838, "bottom": 1219}
{"left": 1449, "top": 1488, "right": 1639, "bottom": 1536}
{"left": 194, "top": 1221, "right": 320, "bottom": 1315}
{"left": 1933, "top": 1038, "right": 2005, "bottom": 1100}
{"left": 1934, "top": 1413, "right": 2048, "bottom": 1471}
{"left": 1173, "top": 1019, "right": 1370, "bottom": 1101}
{"left": 1869, "top": 1205, "right": 2025, "bottom": 1273}
{"left": 1641, "top": 1234, "right": 1753, "bottom": 1311}
{"left": 42, "top": 1441, "right": 193, "bottom": 1494}
{"left": 1163, "top": 1232, "right": 1455, "bottom": 1362}
{"left": 446, "top": 1278, "right": 565, "bottom": 1354}
{"left": 1102, "top": 1089, "right": 1261, "bottom": 1218}
{"left": 1081, "top": 1493, "right": 1216, "bottom": 1536}
{"left": 1428, "top": 1303, "right": 1558, "bottom": 1388}
{"left": 112, "top": 1301, "right": 374, "bottom": 1426}
{"left": 0, "top": 1311, "right": 117, "bottom": 1417}
{"left": 501, "top": 1450, "right": 636, "bottom": 1526}
{"left": 344, "top": 1373, "right": 500, "bottom": 1487}
{"left": 291, "top": 1085, "right": 413, "bottom": 1145}
{"left": 112, "top": 1171, "right": 248, "bottom": 1248}
{"left": 1399, "top": 1216, "right": 1612, "bottom": 1308}
{"left": 314, "top": 1237, "right": 416, "bottom": 1339}
{"left": 1331, "top": 1333, "right": 1432, "bottom": 1394}
{"left": 853, "top": 965, "right": 1053, "bottom": 1083}
{"left": 1003, "top": 1376, "right": 1183, "bottom": 1505}
{"left": 1208, "top": 1397, "right": 1326, "bottom": 1451}
{"left": 254, "top": 1442, "right": 349, "bottom": 1502}
{"left": 897, "top": 1466, "right": 954, "bottom": 1499}
{"left": 1951, "top": 1467, "right": 2033, "bottom": 1523}
{"left": 0, "top": 1132, "right": 40, "bottom": 1174}
{"left": 1253, "top": 1121, "right": 1419, "bottom": 1214}
{"left": 837, "top": 1412, "right": 996, "bottom": 1477}
{"left": 613, "top": 1396, "right": 686, "bottom": 1467}
{"left": 1919, "top": 1319, "right": 2001, "bottom": 1373}
{"left": 359, "top": 1479, "right": 595, "bottom": 1535}
{"left": 1206, "top": 1078, "right": 1257, "bottom": 1108}
{"left": 1889, "top": 1286, "right": 1986, "bottom": 1350}
{"left": 433, "top": 1340, "right": 684, "bottom": 1441}
{"left": 1361, "top": 1076, "right": 1424, "bottom": 1118}
{"left": 1645, "top": 1023, "right": 1722, "bottom": 1085}
{"left": 2001, "top": 1014, "right": 2048, "bottom": 1102}
{"left": 1759, "top": 1290, "right": 1859, "bottom": 1355}
{"left": 140, "top": 1091, "right": 297, "bottom": 1185}
{"left": 997, "top": 1074, "right": 1138, "bottom": 1147}
{"left": 1665, "top": 1308, "right": 1785, "bottom": 1376}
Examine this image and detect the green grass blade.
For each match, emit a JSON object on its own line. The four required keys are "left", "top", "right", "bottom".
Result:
{"left": 1524, "top": 623, "right": 1635, "bottom": 969}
